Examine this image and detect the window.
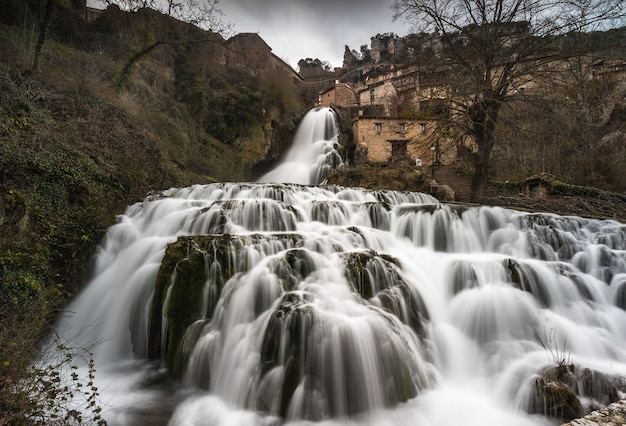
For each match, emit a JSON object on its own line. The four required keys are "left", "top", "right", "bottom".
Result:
{"left": 370, "top": 89, "right": 375, "bottom": 102}
{"left": 398, "top": 123, "right": 406, "bottom": 133}
{"left": 375, "top": 123, "right": 382, "bottom": 134}
{"left": 420, "top": 123, "right": 426, "bottom": 134}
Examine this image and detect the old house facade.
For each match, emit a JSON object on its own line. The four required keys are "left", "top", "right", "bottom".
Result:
{"left": 352, "top": 117, "right": 441, "bottom": 166}
{"left": 318, "top": 82, "right": 358, "bottom": 108}
{"left": 357, "top": 79, "right": 398, "bottom": 117}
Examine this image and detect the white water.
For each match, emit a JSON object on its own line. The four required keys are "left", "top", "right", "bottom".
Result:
{"left": 51, "top": 108, "right": 626, "bottom": 426}
{"left": 257, "top": 107, "right": 342, "bottom": 185}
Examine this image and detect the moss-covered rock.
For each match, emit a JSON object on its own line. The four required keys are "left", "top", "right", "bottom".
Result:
{"left": 259, "top": 289, "right": 422, "bottom": 419}
{"left": 326, "top": 166, "right": 429, "bottom": 194}
{"left": 448, "top": 259, "right": 479, "bottom": 295}
{"left": 260, "top": 291, "right": 314, "bottom": 417}
{"left": 342, "top": 250, "right": 429, "bottom": 338}
{"left": 150, "top": 235, "right": 243, "bottom": 376}
{"left": 528, "top": 364, "right": 626, "bottom": 422}
{"left": 504, "top": 258, "right": 552, "bottom": 307}
{"left": 268, "top": 249, "right": 316, "bottom": 292}
{"left": 150, "top": 233, "right": 312, "bottom": 377}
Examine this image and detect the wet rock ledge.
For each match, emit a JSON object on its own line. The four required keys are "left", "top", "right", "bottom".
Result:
{"left": 563, "top": 400, "right": 626, "bottom": 426}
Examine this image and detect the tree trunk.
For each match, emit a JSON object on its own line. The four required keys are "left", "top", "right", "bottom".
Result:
{"left": 32, "top": 0, "right": 55, "bottom": 74}
{"left": 469, "top": 100, "right": 501, "bottom": 202}
{"left": 470, "top": 137, "right": 496, "bottom": 201}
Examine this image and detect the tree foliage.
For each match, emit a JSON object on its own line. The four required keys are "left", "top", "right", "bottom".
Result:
{"left": 393, "top": 0, "right": 626, "bottom": 200}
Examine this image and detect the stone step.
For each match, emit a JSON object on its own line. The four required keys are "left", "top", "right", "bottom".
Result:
{"left": 433, "top": 166, "right": 472, "bottom": 202}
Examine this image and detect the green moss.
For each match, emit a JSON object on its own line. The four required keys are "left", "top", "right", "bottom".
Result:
{"left": 0, "top": 269, "right": 46, "bottom": 309}
{"left": 342, "top": 250, "right": 429, "bottom": 337}
{"left": 240, "top": 124, "right": 269, "bottom": 165}
{"left": 259, "top": 292, "right": 314, "bottom": 417}
{"left": 327, "top": 166, "right": 429, "bottom": 193}
{"left": 150, "top": 235, "right": 251, "bottom": 375}
{"left": 165, "top": 252, "right": 207, "bottom": 377}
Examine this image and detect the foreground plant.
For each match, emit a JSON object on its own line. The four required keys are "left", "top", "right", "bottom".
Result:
{"left": 1, "top": 337, "right": 107, "bottom": 426}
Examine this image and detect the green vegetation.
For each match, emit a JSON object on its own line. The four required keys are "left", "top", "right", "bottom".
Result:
{"left": 327, "top": 166, "right": 428, "bottom": 192}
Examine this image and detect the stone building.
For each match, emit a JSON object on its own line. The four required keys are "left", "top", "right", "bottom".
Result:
{"left": 523, "top": 173, "right": 554, "bottom": 199}
{"left": 318, "top": 82, "right": 358, "bottom": 108}
{"left": 357, "top": 79, "right": 399, "bottom": 117}
{"left": 342, "top": 63, "right": 454, "bottom": 166}
{"left": 352, "top": 117, "right": 444, "bottom": 166}
{"left": 223, "top": 33, "right": 303, "bottom": 83}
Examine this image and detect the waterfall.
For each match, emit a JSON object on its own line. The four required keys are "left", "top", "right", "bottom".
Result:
{"left": 257, "top": 106, "right": 342, "bottom": 185}
{"left": 51, "top": 108, "right": 626, "bottom": 426}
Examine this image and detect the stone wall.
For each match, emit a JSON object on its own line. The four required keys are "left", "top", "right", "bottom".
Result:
{"left": 358, "top": 80, "right": 398, "bottom": 117}
{"left": 224, "top": 33, "right": 302, "bottom": 83}
{"left": 352, "top": 117, "right": 438, "bottom": 165}
{"left": 319, "top": 84, "right": 357, "bottom": 108}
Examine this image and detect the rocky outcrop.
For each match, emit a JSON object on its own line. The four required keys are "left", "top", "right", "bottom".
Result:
{"left": 528, "top": 363, "right": 626, "bottom": 423}
{"left": 563, "top": 400, "right": 626, "bottom": 426}
{"left": 148, "top": 231, "right": 432, "bottom": 419}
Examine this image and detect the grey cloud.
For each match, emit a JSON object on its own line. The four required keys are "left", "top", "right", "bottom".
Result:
{"left": 220, "top": 0, "right": 408, "bottom": 67}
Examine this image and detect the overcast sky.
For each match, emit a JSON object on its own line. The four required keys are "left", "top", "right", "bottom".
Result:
{"left": 218, "top": 0, "right": 412, "bottom": 69}
{"left": 87, "top": 0, "right": 412, "bottom": 70}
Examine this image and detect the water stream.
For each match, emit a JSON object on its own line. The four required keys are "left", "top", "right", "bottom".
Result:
{"left": 52, "top": 107, "right": 626, "bottom": 425}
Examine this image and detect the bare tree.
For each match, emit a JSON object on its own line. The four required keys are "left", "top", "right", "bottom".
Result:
{"left": 393, "top": 0, "right": 626, "bottom": 201}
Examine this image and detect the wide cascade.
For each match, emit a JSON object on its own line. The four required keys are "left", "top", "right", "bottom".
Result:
{"left": 52, "top": 107, "right": 626, "bottom": 426}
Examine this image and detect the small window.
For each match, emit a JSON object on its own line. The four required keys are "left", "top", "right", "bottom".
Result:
{"left": 420, "top": 123, "right": 426, "bottom": 133}
{"left": 398, "top": 123, "right": 406, "bottom": 133}
{"left": 375, "top": 123, "right": 382, "bottom": 133}
{"left": 370, "top": 89, "right": 375, "bottom": 102}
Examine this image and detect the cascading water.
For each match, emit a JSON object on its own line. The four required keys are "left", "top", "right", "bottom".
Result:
{"left": 257, "top": 107, "right": 342, "bottom": 185}
{"left": 51, "top": 107, "right": 626, "bottom": 426}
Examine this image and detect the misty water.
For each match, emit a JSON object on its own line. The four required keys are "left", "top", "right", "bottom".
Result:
{"left": 51, "top": 107, "right": 626, "bottom": 425}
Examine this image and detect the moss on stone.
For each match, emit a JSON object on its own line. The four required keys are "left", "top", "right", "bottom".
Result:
{"left": 536, "top": 377, "right": 582, "bottom": 422}
{"left": 342, "top": 250, "right": 429, "bottom": 337}
{"left": 260, "top": 291, "right": 314, "bottom": 417}
{"left": 152, "top": 234, "right": 313, "bottom": 377}
{"left": 150, "top": 235, "right": 245, "bottom": 376}
{"left": 504, "top": 258, "right": 551, "bottom": 307}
